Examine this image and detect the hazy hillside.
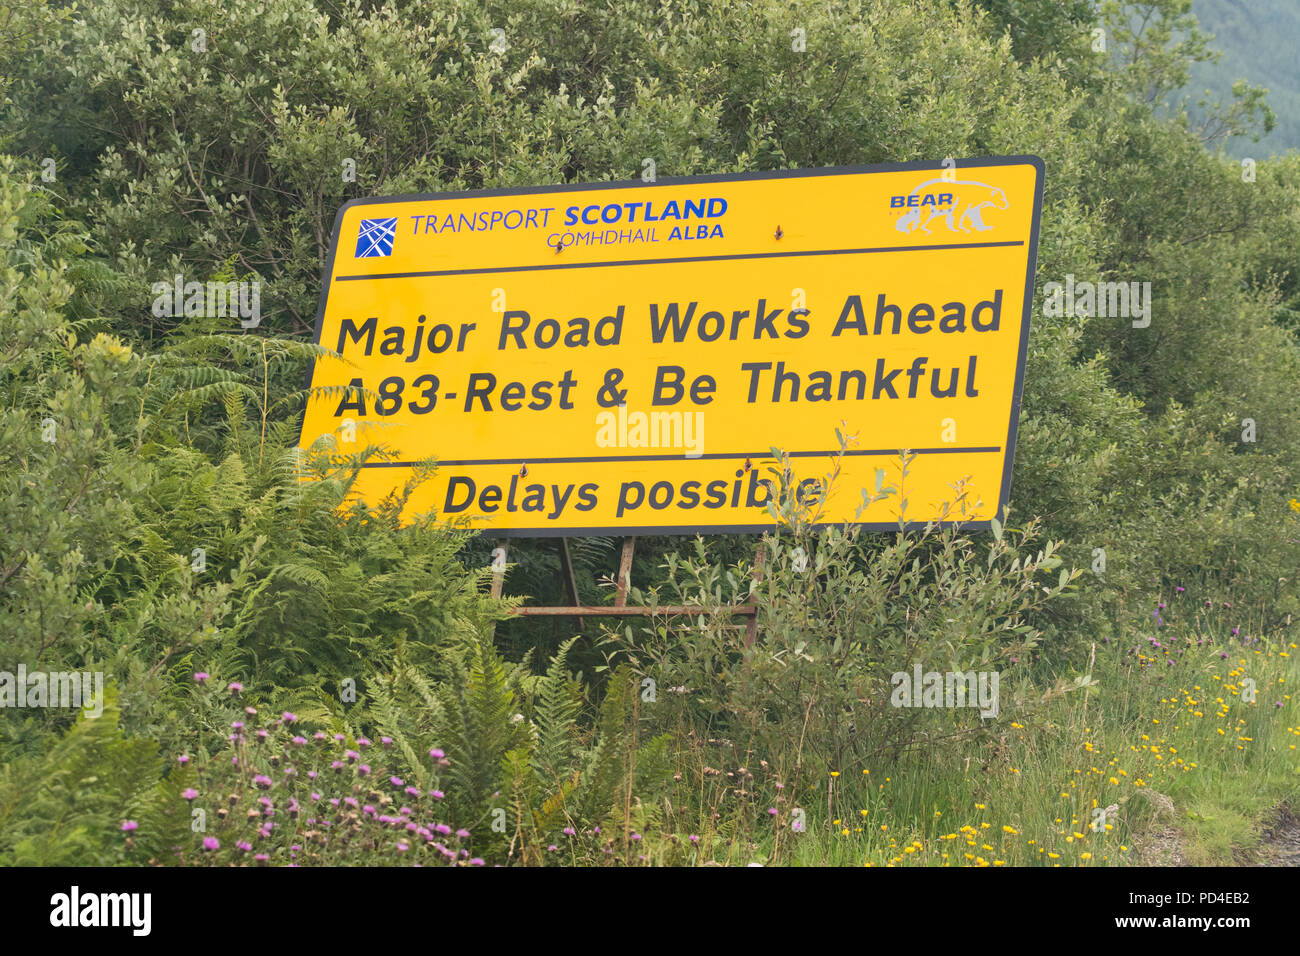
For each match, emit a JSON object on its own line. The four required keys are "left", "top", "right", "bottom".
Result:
{"left": 1187, "top": 0, "right": 1300, "bottom": 156}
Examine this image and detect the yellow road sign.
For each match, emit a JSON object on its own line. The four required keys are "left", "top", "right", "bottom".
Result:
{"left": 299, "top": 157, "right": 1044, "bottom": 535}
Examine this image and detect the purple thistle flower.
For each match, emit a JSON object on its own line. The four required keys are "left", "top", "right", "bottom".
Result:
{"left": 177, "top": 754, "right": 189, "bottom": 765}
{"left": 202, "top": 837, "right": 219, "bottom": 851}
{"left": 282, "top": 712, "right": 297, "bottom": 723}
{"left": 227, "top": 681, "right": 243, "bottom": 693}
{"left": 430, "top": 790, "right": 444, "bottom": 800}
{"left": 121, "top": 820, "right": 138, "bottom": 832}
{"left": 236, "top": 841, "right": 252, "bottom": 852}
{"left": 182, "top": 788, "right": 199, "bottom": 801}
{"left": 429, "top": 748, "right": 445, "bottom": 760}
{"left": 381, "top": 737, "right": 393, "bottom": 749}
{"left": 253, "top": 775, "right": 272, "bottom": 788}
{"left": 390, "top": 776, "right": 404, "bottom": 788}
{"left": 457, "top": 828, "right": 471, "bottom": 839}
{"left": 193, "top": 672, "right": 209, "bottom": 683}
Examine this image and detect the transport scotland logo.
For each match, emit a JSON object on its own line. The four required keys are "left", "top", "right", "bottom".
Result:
{"left": 355, "top": 217, "right": 397, "bottom": 258}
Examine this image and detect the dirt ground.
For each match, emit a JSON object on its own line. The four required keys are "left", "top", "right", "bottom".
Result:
{"left": 1260, "top": 804, "right": 1300, "bottom": 866}
{"left": 1133, "top": 803, "right": 1300, "bottom": 866}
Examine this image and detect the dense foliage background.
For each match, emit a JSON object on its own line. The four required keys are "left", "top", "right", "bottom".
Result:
{"left": 1, "top": 0, "right": 1297, "bottom": 866}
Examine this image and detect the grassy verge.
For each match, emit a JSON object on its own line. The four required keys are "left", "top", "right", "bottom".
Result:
{"left": 738, "top": 608, "right": 1300, "bottom": 866}
{"left": 636, "top": 583, "right": 1300, "bottom": 867}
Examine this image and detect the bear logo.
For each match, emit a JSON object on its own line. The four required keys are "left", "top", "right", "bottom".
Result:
{"left": 894, "top": 179, "right": 1009, "bottom": 235}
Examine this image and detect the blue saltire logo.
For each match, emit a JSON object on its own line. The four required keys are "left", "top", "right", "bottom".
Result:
{"left": 356, "top": 217, "right": 397, "bottom": 258}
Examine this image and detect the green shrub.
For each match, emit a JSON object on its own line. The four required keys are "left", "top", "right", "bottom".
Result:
{"left": 612, "top": 445, "right": 1079, "bottom": 796}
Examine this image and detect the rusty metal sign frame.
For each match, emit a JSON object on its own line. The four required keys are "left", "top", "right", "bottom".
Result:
{"left": 492, "top": 536, "right": 765, "bottom": 646}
